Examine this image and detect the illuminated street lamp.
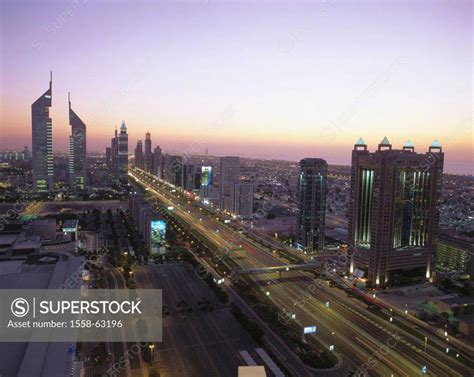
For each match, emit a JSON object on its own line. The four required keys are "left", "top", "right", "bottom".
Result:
{"left": 149, "top": 344, "right": 155, "bottom": 364}
{"left": 266, "top": 291, "right": 270, "bottom": 296}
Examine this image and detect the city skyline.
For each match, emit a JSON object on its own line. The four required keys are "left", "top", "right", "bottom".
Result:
{"left": 1, "top": 0, "right": 472, "bottom": 174}
{"left": 1, "top": 2, "right": 472, "bottom": 376}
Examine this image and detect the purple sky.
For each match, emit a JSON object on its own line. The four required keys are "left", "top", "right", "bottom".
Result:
{"left": 0, "top": 0, "right": 472, "bottom": 173}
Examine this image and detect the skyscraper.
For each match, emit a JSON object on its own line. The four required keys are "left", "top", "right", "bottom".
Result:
{"left": 135, "top": 140, "right": 144, "bottom": 169}
{"left": 219, "top": 156, "right": 240, "bottom": 213}
{"left": 348, "top": 137, "right": 444, "bottom": 288}
{"left": 68, "top": 93, "right": 87, "bottom": 190}
{"left": 31, "top": 72, "right": 53, "bottom": 191}
{"left": 296, "top": 158, "right": 328, "bottom": 253}
{"left": 153, "top": 145, "right": 162, "bottom": 176}
{"left": 162, "top": 155, "right": 183, "bottom": 187}
{"left": 234, "top": 183, "right": 254, "bottom": 217}
{"left": 110, "top": 127, "right": 118, "bottom": 175}
{"left": 117, "top": 121, "right": 128, "bottom": 181}
{"left": 183, "top": 163, "right": 202, "bottom": 192}
{"left": 144, "top": 131, "right": 152, "bottom": 172}
{"left": 105, "top": 147, "right": 112, "bottom": 170}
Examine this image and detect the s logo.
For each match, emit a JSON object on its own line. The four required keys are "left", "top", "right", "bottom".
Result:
{"left": 11, "top": 298, "right": 29, "bottom": 318}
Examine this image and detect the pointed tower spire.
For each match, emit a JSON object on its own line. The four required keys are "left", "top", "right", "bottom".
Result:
{"left": 431, "top": 139, "right": 441, "bottom": 148}
{"left": 429, "top": 139, "right": 442, "bottom": 153}
{"left": 354, "top": 137, "right": 367, "bottom": 151}
{"left": 403, "top": 139, "right": 414, "bottom": 152}
{"left": 68, "top": 92, "right": 71, "bottom": 109}
{"left": 380, "top": 136, "right": 391, "bottom": 145}
{"left": 378, "top": 136, "right": 392, "bottom": 151}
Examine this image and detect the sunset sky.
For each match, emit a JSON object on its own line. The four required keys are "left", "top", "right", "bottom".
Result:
{"left": 0, "top": 0, "right": 472, "bottom": 173}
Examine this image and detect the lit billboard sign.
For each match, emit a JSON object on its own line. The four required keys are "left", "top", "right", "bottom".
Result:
{"left": 150, "top": 220, "right": 166, "bottom": 254}
{"left": 201, "top": 166, "right": 212, "bottom": 186}
{"left": 303, "top": 326, "right": 317, "bottom": 334}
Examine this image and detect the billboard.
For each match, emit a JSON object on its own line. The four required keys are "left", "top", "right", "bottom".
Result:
{"left": 303, "top": 326, "right": 317, "bottom": 334}
{"left": 201, "top": 166, "right": 212, "bottom": 186}
{"left": 150, "top": 219, "right": 166, "bottom": 254}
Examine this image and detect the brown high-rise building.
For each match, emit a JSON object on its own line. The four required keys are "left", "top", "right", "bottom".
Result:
{"left": 348, "top": 137, "right": 444, "bottom": 289}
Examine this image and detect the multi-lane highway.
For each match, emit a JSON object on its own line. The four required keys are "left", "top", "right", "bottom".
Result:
{"left": 130, "top": 167, "right": 473, "bottom": 377}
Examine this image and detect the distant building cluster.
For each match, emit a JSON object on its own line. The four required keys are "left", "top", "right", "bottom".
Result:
{"left": 131, "top": 134, "right": 254, "bottom": 218}
{"left": 0, "top": 146, "right": 30, "bottom": 163}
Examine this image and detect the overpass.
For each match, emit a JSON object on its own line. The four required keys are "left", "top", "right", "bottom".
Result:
{"left": 231, "top": 262, "right": 322, "bottom": 277}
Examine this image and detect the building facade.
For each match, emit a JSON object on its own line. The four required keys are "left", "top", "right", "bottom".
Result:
{"left": 348, "top": 137, "right": 444, "bottom": 288}
{"left": 296, "top": 158, "right": 328, "bottom": 253}
{"left": 68, "top": 93, "right": 87, "bottom": 190}
{"left": 436, "top": 231, "right": 474, "bottom": 282}
{"left": 31, "top": 73, "right": 53, "bottom": 191}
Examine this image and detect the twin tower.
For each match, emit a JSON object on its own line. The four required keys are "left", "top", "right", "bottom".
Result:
{"left": 31, "top": 73, "right": 87, "bottom": 191}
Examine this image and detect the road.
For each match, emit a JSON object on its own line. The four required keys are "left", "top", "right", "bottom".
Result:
{"left": 130, "top": 167, "right": 473, "bottom": 377}
{"left": 132, "top": 262, "right": 267, "bottom": 377}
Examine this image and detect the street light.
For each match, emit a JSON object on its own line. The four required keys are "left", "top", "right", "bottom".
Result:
{"left": 149, "top": 344, "right": 155, "bottom": 364}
